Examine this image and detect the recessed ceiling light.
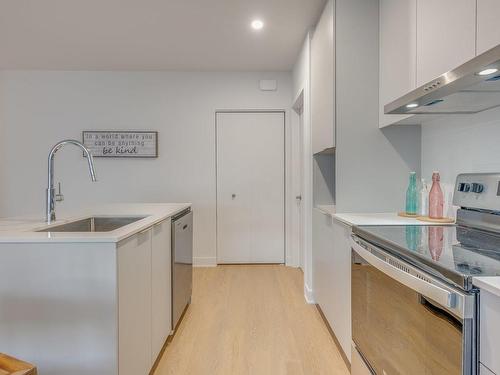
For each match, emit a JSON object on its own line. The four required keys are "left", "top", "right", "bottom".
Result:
{"left": 406, "top": 103, "right": 419, "bottom": 109}
{"left": 251, "top": 19, "right": 264, "bottom": 30}
{"left": 478, "top": 68, "right": 498, "bottom": 76}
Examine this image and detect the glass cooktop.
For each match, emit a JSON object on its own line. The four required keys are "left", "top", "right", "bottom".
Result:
{"left": 353, "top": 224, "right": 500, "bottom": 290}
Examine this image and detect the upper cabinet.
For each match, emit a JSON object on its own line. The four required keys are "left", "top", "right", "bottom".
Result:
{"left": 311, "top": 0, "right": 335, "bottom": 154}
{"left": 477, "top": 0, "right": 500, "bottom": 54}
{"left": 416, "top": 0, "right": 476, "bottom": 86}
{"left": 379, "top": 0, "right": 417, "bottom": 128}
{"left": 379, "top": 0, "right": 500, "bottom": 127}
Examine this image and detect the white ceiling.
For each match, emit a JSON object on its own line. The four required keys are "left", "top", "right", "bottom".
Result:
{"left": 0, "top": 0, "right": 326, "bottom": 71}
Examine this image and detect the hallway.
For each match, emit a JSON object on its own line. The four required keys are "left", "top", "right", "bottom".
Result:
{"left": 154, "top": 265, "right": 349, "bottom": 375}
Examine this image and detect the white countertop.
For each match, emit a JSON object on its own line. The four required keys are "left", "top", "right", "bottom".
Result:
{"left": 473, "top": 277, "right": 500, "bottom": 298}
{"left": 315, "top": 205, "right": 454, "bottom": 226}
{"left": 0, "top": 203, "right": 191, "bottom": 243}
{"left": 315, "top": 207, "right": 500, "bottom": 300}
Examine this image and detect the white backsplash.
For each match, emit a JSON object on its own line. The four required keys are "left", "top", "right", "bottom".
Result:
{"left": 422, "top": 105, "right": 500, "bottom": 215}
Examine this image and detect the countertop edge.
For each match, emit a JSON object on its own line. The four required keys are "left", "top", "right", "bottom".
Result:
{"left": 473, "top": 277, "right": 500, "bottom": 298}
{"left": 317, "top": 210, "right": 454, "bottom": 227}
{"left": 0, "top": 203, "right": 192, "bottom": 244}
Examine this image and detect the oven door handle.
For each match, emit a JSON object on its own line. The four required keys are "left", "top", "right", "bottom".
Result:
{"left": 351, "top": 239, "right": 458, "bottom": 311}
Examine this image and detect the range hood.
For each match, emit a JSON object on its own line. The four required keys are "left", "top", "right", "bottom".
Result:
{"left": 385, "top": 44, "right": 500, "bottom": 115}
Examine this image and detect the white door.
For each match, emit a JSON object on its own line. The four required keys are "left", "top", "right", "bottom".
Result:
{"left": 216, "top": 112, "right": 285, "bottom": 264}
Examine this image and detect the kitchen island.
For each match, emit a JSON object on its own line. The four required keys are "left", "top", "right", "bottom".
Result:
{"left": 0, "top": 203, "right": 191, "bottom": 375}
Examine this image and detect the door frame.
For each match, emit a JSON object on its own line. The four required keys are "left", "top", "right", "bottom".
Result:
{"left": 292, "top": 93, "right": 305, "bottom": 271}
{"left": 215, "top": 109, "right": 290, "bottom": 265}
{"left": 292, "top": 83, "right": 314, "bottom": 303}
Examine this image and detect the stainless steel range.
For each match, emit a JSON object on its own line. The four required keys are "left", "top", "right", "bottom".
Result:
{"left": 351, "top": 173, "right": 500, "bottom": 375}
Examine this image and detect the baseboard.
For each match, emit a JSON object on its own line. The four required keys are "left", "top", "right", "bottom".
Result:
{"left": 193, "top": 257, "right": 217, "bottom": 267}
{"left": 304, "top": 283, "right": 315, "bottom": 304}
{"left": 316, "top": 305, "right": 351, "bottom": 371}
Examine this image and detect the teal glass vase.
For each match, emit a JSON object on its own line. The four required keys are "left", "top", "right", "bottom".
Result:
{"left": 405, "top": 172, "right": 417, "bottom": 215}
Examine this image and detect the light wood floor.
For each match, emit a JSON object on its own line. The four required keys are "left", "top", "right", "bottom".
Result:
{"left": 154, "top": 265, "right": 349, "bottom": 375}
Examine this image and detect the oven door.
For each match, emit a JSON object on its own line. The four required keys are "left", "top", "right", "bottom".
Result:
{"left": 351, "top": 236, "right": 476, "bottom": 375}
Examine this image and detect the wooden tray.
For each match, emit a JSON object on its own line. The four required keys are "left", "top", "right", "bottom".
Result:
{"left": 416, "top": 216, "right": 455, "bottom": 224}
{"left": 398, "top": 212, "right": 418, "bottom": 218}
{"left": 0, "top": 354, "right": 37, "bottom": 375}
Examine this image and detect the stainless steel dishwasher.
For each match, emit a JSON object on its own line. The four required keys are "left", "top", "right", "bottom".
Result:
{"left": 171, "top": 208, "right": 193, "bottom": 332}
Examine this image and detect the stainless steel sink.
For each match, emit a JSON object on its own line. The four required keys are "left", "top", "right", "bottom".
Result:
{"left": 37, "top": 216, "right": 148, "bottom": 232}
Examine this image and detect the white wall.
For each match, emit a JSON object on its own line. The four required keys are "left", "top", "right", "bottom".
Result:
{"left": 335, "top": 0, "right": 421, "bottom": 214}
{"left": 0, "top": 72, "right": 4, "bottom": 205}
{"left": 0, "top": 70, "right": 292, "bottom": 265}
{"left": 292, "top": 36, "right": 311, "bottom": 99}
{"left": 313, "top": 154, "right": 335, "bottom": 205}
{"left": 421, "top": 106, "right": 500, "bottom": 213}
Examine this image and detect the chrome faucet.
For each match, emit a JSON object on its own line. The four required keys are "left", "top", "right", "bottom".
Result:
{"left": 46, "top": 140, "right": 97, "bottom": 223}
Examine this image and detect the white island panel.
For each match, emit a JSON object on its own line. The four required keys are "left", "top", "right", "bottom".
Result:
{"left": 0, "top": 241, "right": 118, "bottom": 375}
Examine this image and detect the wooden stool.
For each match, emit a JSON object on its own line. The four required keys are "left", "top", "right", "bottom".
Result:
{"left": 0, "top": 354, "right": 37, "bottom": 375}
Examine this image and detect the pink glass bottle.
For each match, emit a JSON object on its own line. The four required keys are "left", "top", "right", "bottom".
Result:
{"left": 429, "top": 171, "right": 444, "bottom": 219}
{"left": 428, "top": 226, "right": 444, "bottom": 261}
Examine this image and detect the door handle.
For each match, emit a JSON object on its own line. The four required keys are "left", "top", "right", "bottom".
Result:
{"left": 232, "top": 194, "right": 236, "bottom": 199}
{"left": 296, "top": 195, "right": 302, "bottom": 201}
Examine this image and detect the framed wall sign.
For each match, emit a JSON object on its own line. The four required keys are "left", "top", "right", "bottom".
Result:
{"left": 82, "top": 131, "right": 158, "bottom": 158}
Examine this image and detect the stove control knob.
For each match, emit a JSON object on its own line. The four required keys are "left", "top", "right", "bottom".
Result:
{"left": 471, "top": 183, "right": 484, "bottom": 193}
{"left": 458, "top": 183, "right": 471, "bottom": 192}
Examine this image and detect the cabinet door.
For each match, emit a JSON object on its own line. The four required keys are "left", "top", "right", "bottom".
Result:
{"left": 311, "top": 0, "right": 335, "bottom": 153}
{"left": 312, "top": 210, "right": 352, "bottom": 362}
{"left": 151, "top": 219, "right": 172, "bottom": 363}
{"left": 312, "top": 209, "right": 335, "bottom": 312}
{"left": 379, "top": 0, "right": 417, "bottom": 128}
{"left": 416, "top": 0, "right": 476, "bottom": 86}
{"left": 118, "top": 230, "right": 152, "bottom": 375}
{"left": 477, "top": 0, "right": 500, "bottom": 55}
{"left": 480, "top": 289, "right": 500, "bottom": 375}
{"left": 331, "top": 219, "right": 352, "bottom": 361}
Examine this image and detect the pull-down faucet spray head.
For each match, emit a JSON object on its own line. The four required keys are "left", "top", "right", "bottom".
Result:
{"left": 46, "top": 139, "right": 97, "bottom": 223}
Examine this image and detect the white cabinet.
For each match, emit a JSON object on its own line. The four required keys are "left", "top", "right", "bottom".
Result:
{"left": 480, "top": 288, "right": 500, "bottom": 375}
{"left": 0, "top": 215, "right": 179, "bottom": 375}
{"left": 151, "top": 219, "right": 172, "bottom": 362}
{"left": 477, "top": 0, "right": 500, "bottom": 54}
{"left": 313, "top": 208, "right": 335, "bottom": 319}
{"left": 330, "top": 216, "right": 352, "bottom": 360}
{"left": 311, "top": 0, "right": 335, "bottom": 154}
{"left": 312, "top": 209, "right": 352, "bottom": 361}
{"left": 118, "top": 229, "right": 153, "bottom": 375}
{"left": 118, "top": 217, "right": 173, "bottom": 375}
{"left": 416, "top": 0, "right": 476, "bottom": 86}
{"left": 379, "top": 0, "right": 417, "bottom": 128}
